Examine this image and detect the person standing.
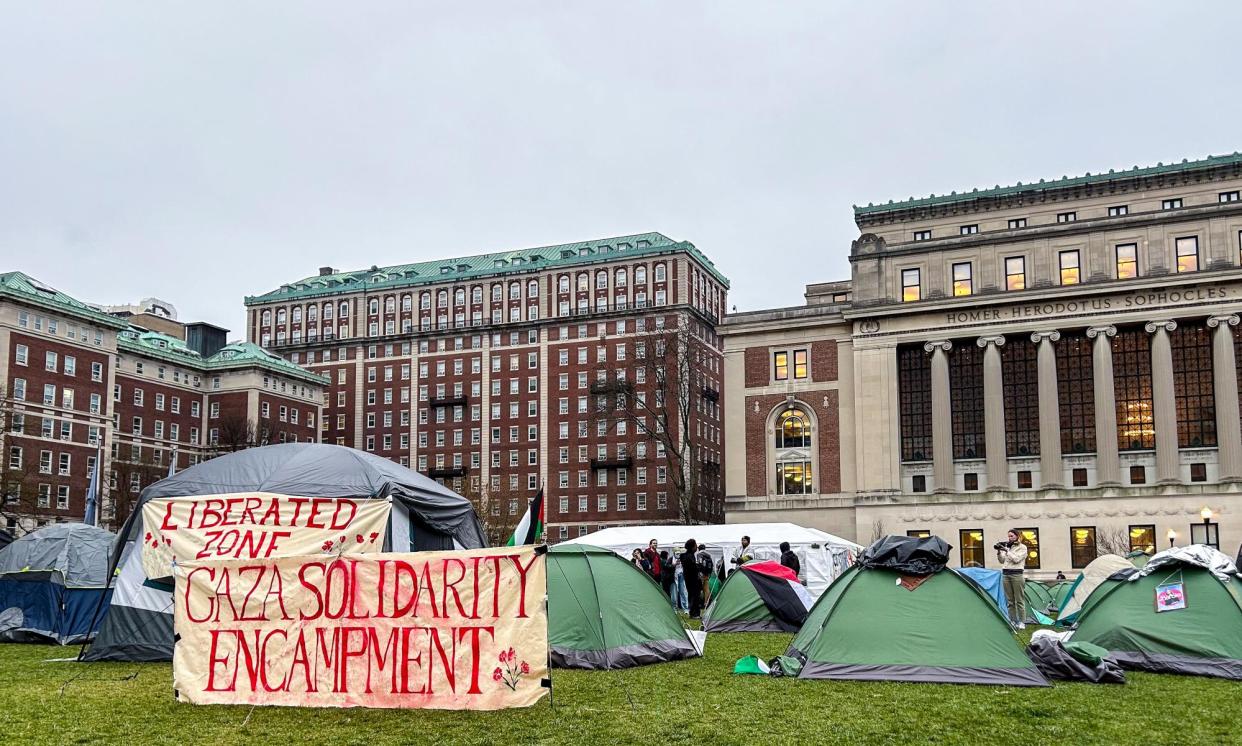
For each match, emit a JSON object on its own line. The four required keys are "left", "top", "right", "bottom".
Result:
{"left": 729, "top": 535, "right": 754, "bottom": 573}
{"left": 996, "top": 529, "right": 1030, "bottom": 629}
{"left": 779, "top": 541, "right": 801, "bottom": 578}
{"left": 643, "top": 538, "right": 662, "bottom": 582}
{"left": 681, "top": 539, "right": 703, "bottom": 618}
{"left": 696, "top": 542, "right": 715, "bottom": 605}
{"left": 658, "top": 550, "right": 676, "bottom": 600}
{"left": 671, "top": 551, "right": 688, "bottom": 612}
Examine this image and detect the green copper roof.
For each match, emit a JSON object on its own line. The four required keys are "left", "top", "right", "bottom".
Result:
{"left": 244, "top": 232, "right": 729, "bottom": 305}
{"left": 854, "top": 152, "right": 1242, "bottom": 217}
{"left": 118, "top": 328, "right": 327, "bottom": 386}
{"left": 0, "top": 271, "right": 128, "bottom": 329}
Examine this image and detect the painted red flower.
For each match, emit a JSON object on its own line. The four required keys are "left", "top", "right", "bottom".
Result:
{"left": 498, "top": 651, "right": 507, "bottom": 664}
{"left": 145, "top": 532, "right": 152, "bottom": 542}
{"left": 322, "top": 540, "right": 333, "bottom": 552}
{"left": 492, "top": 667, "right": 503, "bottom": 681}
{"left": 520, "top": 661, "right": 530, "bottom": 674}
{"left": 355, "top": 534, "right": 364, "bottom": 543}
{"left": 369, "top": 532, "right": 379, "bottom": 542}
{"left": 507, "top": 647, "right": 515, "bottom": 663}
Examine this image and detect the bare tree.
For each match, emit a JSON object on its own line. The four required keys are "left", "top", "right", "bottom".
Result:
{"left": 591, "top": 313, "right": 722, "bottom": 525}
{"left": 213, "top": 411, "right": 256, "bottom": 453}
{"left": 1096, "top": 525, "right": 1145, "bottom": 558}
{"left": 0, "top": 387, "right": 60, "bottom": 534}
{"left": 458, "top": 477, "right": 521, "bottom": 546}
{"left": 108, "top": 445, "right": 165, "bottom": 527}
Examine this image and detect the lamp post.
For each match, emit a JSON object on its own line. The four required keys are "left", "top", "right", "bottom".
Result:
{"left": 1196, "top": 506, "right": 1218, "bottom": 549}
{"left": 1166, "top": 528, "right": 1176, "bottom": 548}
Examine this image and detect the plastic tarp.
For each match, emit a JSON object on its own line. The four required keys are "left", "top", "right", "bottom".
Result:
{"left": 1057, "top": 554, "right": 1133, "bottom": 624}
{"left": 1025, "top": 636, "right": 1126, "bottom": 683}
{"left": 857, "top": 535, "right": 950, "bottom": 576}
{"left": 1130, "top": 544, "right": 1239, "bottom": 584}
{"left": 83, "top": 442, "right": 486, "bottom": 663}
{"left": 561, "top": 522, "right": 860, "bottom": 596}
{"left": 956, "top": 567, "right": 1007, "bottom": 615}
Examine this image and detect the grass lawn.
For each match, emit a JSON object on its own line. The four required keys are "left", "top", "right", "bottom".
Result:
{"left": 0, "top": 629, "right": 1236, "bottom": 745}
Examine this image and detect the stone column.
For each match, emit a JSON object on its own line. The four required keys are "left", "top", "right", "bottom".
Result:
{"left": 1086, "top": 325, "right": 1120, "bottom": 486}
{"left": 1145, "top": 320, "right": 1180, "bottom": 484}
{"left": 924, "top": 340, "right": 954, "bottom": 493}
{"left": 1207, "top": 314, "right": 1242, "bottom": 482}
{"left": 977, "top": 336, "right": 1008, "bottom": 490}
{"left": 1031, "top": 331, "right": 1063, "bottom": 489}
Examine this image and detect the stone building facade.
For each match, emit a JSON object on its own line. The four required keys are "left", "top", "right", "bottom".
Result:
{"left": 0, "top": 272, "right": 324, "bottom": 534}
{"left": 724, "top": 153, "right": 1242, "bottom": 575}
{"left": 243, "top": 232, "right": 728, "bottom": 542}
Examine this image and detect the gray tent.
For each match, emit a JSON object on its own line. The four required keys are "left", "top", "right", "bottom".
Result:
{"left": 0, "top": 528, "right": 13, "bottom": 550}
{"left": 0, "top": 523, "right": 114, "bottom": 643}
{"left": 82, "top": 442, "right": 486, "bottom": 662}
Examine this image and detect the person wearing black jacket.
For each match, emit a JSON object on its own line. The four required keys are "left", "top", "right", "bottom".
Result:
{"left": 680, "top": 539, "right": 703, "bottom": 618}
{"left": 658, "top": 550, "right": 676, "bottom": 599}
{"left": 779, "top": 541, "right": 801, "bottom": 578}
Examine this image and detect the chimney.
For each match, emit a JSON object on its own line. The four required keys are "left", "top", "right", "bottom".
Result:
{"left": 318, "top": 266, "right": 335, "bottom": 276}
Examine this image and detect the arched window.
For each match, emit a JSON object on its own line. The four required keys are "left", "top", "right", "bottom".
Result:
{"left": 261, "top": 310, "right": 271, "bottom": 326}
{"left": 774, "top": 407, "right": 813, "bottom": 495}
{"left": 338, "top": 302, "right": 348, "bottom": 318}
{"left": 616, "top": 268, "right": 627, "bottom": 287}
{"left": 559, "top": 275, "right": 570, "bottom": 292}
{"left": 292, "top": 307, "right": 302, "bottom": 323}
{"left": 307, "top": 306, "right": 317, "bottom": 321}
{"left": 276, "top": 309, "right": 287, "bottom": 324}
{"left": 577, "top": 273, "right": 589, "bottom": 292}
{"left": 527, "top": 280, "right": 538, "bottom": 297}
{"left": 437, "top": 290, "right": 448, "bottom": 308}
{"left": 654, "top": 263, "right": 666, "bottom": 282}
{"left": 509, "top": 281, "right": 521, "bottom": 299}
{"left": 596, "top": 270, "right": 607, "bottom": 289}
{"left": 384, "top": 297, "right": 394, "bottom": 313}
{"left": 323, "top": 303, "right": 333, "bottom": 320}
{"left": 420, "top": 292, "right": 431, "bottom": 309}
{"left": 368, "top": 299, "right": 379, "bottom": 315}
{"left": 472, "top": 286, "right": 482, "bottom": 303}
{"left": 455, "top": 288, "right": 465, "bottom": 305}
{"left": 401, "top": 295, "right": 412, "bottom": 311}
{"left": 491, "top": 283, "right": 502, "bottom": 301}
{"left": 635, "top": 266, "right": 647, "bottom": 284}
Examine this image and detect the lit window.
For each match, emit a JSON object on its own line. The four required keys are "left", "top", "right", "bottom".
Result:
{"left": 1016, "top": 528, "right": 1041, "bottom": 569}
{"left": 1007, "top": 218, "right": 1027, "bottom": 229}
{"left": 1005, "top": 256, "right": 1026, "bottom": 291}
{"left": 901, "top": 268, "right": 921, "bottom": 302}
{"left": 1162, "top": 198, "right": 1182, "bottom": 210}
{"left": 1070, "top": 527, "right": 1097, "bottom": 569}
{"left": 913, "top": 230, "right": 931, "bottom": 241}
{"left": 959, "top": 224, "right": 978, "bottom": 236}
{"left": 1057, "top": 212, "right": 1076, "bottom": 223}
{"left": 1175, "top": 236, "right": 1199, "bottom": 273}
{"left": 952, "top": 262, "right": 972, "bottom": 296}
{"left": 773, "top": 352, "right": 789, "bottom": 381}
{"left": 1059, "top": 250, "right": 1080, "bottom": 285}
{"left": 1219, "top": 191, "right": 1240, "bottom": 203}
{"left": 1108, "top": 205, "right": 1128, "bottom": 217}
{"left": 1116, "top": 244, "right": 1138, "bottom": 279}
{"left": 793, "top": 349, "right": 808, "bottom": 380}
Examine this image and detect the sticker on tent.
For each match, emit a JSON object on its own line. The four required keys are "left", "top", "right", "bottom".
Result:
{"left": 1155, "top": 582, "right": 1186, "bottom": 612}
{"left": 141, "top": 493, "right": 391, "bottom": 581}
{"left": 172, "top": 545, "right": 548, "bottom": 710}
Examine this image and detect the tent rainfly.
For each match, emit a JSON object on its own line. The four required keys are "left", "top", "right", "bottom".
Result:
{"left": 0, "top": 523, "right": 114, "bottom": 644}
{"left": 788, "top": 535, "right": 1049, "bottom": 686}
{"left": 703, "top": 560, "right": 814, "bottom": 632}
{"left": 1068, "top": 545, "right": 1242, "bottom": 680}
{"left": 561, "top": 523, "right": 860, "bottom": 596}
{"left": 81, "top": 442, "right": 487, "bottom": 663}
{"left": 548, "top": 544, "right": 700, "bottom": 668}
{"left": 956, "top": 567, "right": 1007, "bottom": 617}
{"left": 1056, "top": 554, "right": 1134, "bottom": 626}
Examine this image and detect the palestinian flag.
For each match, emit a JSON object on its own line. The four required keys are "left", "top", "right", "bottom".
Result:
{"left": 703, "top": 560, "right": 814, "bottom": 632}
{"left": 505, "top": 488, "right": 544, "bottom": 546}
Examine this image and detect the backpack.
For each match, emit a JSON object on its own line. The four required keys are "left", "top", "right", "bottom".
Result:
{"left": 697, "top": 552, "right": 713, "bottom": 577}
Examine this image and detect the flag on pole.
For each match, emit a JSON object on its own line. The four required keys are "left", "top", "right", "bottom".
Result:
{"left": 83, "top": 448, "right": 101, "bottom": 526}
{"left": 505, "top": 487, "right": 544, "bottom": 546}
{"left": 167, "top": 449, "right": 177, "bottom": 479}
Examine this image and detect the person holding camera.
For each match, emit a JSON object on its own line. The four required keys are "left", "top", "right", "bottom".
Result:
{"left": 995, "top": 529, "right": 1030, "bottom": 629}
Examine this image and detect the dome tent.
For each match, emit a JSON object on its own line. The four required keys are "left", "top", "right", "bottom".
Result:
{"left": 548, "top": 544, "right": 700, "bottom": 669}
{"left": 787, "top": 535, "right": 1049, "bottom": 686}
{"left": 1056, "top": 553, "right": 1134, "bottom": 626}
{"left": 1067, "top": 545, "right": 1242, "bottom": 680}
{"left": 82, "top": 442, "right": 486, "bottom": 663}
{"left": 0, "top": 523, "right": 114, "bottom": 644}
{"left": 703, "top": 561, "right": 814, "bottom": 632}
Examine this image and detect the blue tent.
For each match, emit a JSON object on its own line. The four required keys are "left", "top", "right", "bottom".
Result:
{"left": 0, "top": 523, "right": 114, "bottom": 644}
{"left": 955, "top": 567, "right": 1008, "bottom": 616}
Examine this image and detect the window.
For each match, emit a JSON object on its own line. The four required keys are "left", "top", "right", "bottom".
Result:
{"left": 1016, "top": 528, "right": 1040, "bottom": 569}
{"left": 1114, "top": 328, "right": 1154, "bottom": 451}
{"left": 793, "top": 349, "right": 808, "bottom": 379}
{"left": 1002, "top": 338, "right": 1039, "bottom": 457}
{"left": 906, "top": 530, "right": 930, "bottom": 538}
{"left": 1128, "top": 524, "right": 1155, "bottom": 555}
{"left": 913, "top": 230, "right": 931, "bottom": 241}
{"left": 776, "top": 408, "right": 811, "bottom": 449}
{"left": 949, "top": 344, "right": 985, "bottom": 459}
{"left": 1162, "top": 198, "right": 1182, "bottom": 210}
{"left": 1190, "top": 463, "right": 1207, "bottom": 482}
{"left": 1017, "top": 470, "right": 1032, "bottom": 489}
{"left": 911, "top": 475, "right": 926, "bottom": 493}
{"left": 1072, "top": 468, "right": 1088, "bottom": 487}
{"left": 1115, "top": 243, "right": 1138, "bottom": 279}
{"left": 1008, "top": 218, "right": 1027, "bottom": 229}
{"left": 1220, "top": 191, "right": 1240, "bottom": 203}
{"left": 1004, "top": 256, "right": 1026, "bottom": 291}
{"left": 1170, "top": 322, "right": 1215, "bottom": 447}
{"left": 14, "top": 344, "right": 27, "bottom": 365}
{"left": 1070, "top": 527, "right": 1097, "bottom": 569}
{"left": 951, "top": 262, "right": 972, "bottom": 296}
{"left": 773, "top": 351, "right": 788, "bottom": 381}
{"left": 1056, "top": 211, "right": 1076, "bottom": 223}
{"left": 1108, "top": 205, "right": 1128, "bottom": 216}
{"left": 963, "top": 472, "right": 978, "bottom": 491}
{"left": 960, "top": 529, "right": 985, "bottom": 568}
{"left": 776, "top": 461, "right": 812, "bottom": 495}
{"left": 959, "top": 224, "right": 978, "bottom": 235}
{"left": 1058, "top": 250, "right": 1080, "bottom": 285}
{"left": 1175, "top": 236, "right": 1199, "bottom": 273}
{"left": 45, "top": 351, "right": 57, "bottom": 371}
{"left": 1130, "top": 465, "right": 1146, "bottom": 485}
{"left": 898, "top": 346, "right": 932, "bottom": 461}
{"left": 901, "top": 268, "right": 920, "bottom": 302}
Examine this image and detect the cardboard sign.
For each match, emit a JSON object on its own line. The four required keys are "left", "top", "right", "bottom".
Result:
{"left": 142, "top": 493, "right": 390, "bottom": 580}
{"left": 172, "top": 546, "right": 548, "bottom": 710}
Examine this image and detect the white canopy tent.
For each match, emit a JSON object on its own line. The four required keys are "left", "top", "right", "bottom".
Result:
{"left": 561, "top": 522, "right": 861, "bottom": 596}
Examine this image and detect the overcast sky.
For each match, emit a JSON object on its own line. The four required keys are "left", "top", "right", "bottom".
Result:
{"left": 3, "top": 2, "right": 1241, "bottom": 336}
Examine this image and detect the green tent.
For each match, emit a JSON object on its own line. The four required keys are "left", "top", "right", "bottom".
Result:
{"left": 1069, "top": 550, "right": 1242, "bottom": 680}
{"left": 1057, "top": 554, "right": 1134, "bottom": 626}
{"left": 703, "top": 561, "right": 813, "bottom": 633}
{"left": 788, "top": 564, "right": 1049, "bottom": 686}
{"left": 1023, "top": 580, "right": 1073, "bottom": 625}
{"left": 547, "top": 544, "right": 700, "bottom": 669}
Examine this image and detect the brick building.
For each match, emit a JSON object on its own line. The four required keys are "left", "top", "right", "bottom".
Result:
{"left": 243, "top": 232, "right": 728, "bottom": 542}
{"left": 0, "top": 272, "right": 325, "bottom": 534}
